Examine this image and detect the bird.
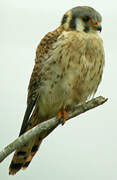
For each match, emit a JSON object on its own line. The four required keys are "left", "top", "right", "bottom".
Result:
{"left": 9, "top": 6, "right": 105, "bottom": 175}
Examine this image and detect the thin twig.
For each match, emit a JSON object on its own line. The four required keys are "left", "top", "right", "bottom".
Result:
{"left": 0, "top": 96, "right": 108, "bottom": 163}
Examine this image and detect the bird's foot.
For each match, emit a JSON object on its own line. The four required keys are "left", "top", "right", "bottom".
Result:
{"left": 57, "top": 110, "right": 67, "bottom": 125}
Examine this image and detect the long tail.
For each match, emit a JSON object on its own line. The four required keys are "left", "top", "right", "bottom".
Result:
{"left": 9, "top": 107, "right": 59, "bottom": 175}
{"left": 9, "top": 107, "right": 42, "bottom": 175}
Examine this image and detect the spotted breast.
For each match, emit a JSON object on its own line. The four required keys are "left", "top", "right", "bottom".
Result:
{"left": 37, "top": 31, "right": 104, "bottom": 119}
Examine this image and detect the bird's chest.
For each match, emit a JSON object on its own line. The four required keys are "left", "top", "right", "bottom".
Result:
{"left": 56, "top": 35, "right": 104, "bottom": 103}
{"left": 38, "top": 33, "right": 104, "bottom": 117}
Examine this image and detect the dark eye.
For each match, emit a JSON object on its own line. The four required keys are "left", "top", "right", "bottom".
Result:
{"left": 82, "top": 16, "right": 90, "bottom": 22}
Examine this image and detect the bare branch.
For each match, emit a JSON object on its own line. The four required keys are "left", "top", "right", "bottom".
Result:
{"left": 0, "top": 96, "right": 107, "bottom": 163}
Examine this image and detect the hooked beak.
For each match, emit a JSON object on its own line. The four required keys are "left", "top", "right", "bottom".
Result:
{"left": 93, "top": 24, "right": 102, "bottom": 32}
{"left": 84, "top": 22, "right": 102, "bottom": 33}
{"left": 92, "top": 22, "right": 102, "bottom": 32}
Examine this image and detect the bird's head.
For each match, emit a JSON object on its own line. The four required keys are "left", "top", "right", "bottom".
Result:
{"left": 61, "top": 6, "right": 102, "bottom": 33}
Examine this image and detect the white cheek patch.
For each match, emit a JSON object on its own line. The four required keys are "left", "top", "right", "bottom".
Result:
{"left": 75, "top": 18, "right": 84, "bottom": 32}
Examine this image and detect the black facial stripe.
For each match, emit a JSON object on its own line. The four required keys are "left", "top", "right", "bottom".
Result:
{"left": 84, "top": 25, "right": 90, "bottom": 32}
{"left": 82, "top": 16, "right": 90, "bottom": 22}
{"left": 69, "top": 17, "right": 76, "bottom": 29}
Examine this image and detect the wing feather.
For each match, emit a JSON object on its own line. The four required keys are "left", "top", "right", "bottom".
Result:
{"left": 19, "top": 27, "right": 63, "bottom": 136}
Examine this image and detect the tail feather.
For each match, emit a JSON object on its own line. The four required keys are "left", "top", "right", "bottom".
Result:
{"left": 22, "top": 135, "right": 42, "bottom": 170}
{"left": 9, "top": 135, "right": 42, "bottom": 175}
{"left": 9, "top": 108, "right": 41, "bottom": 175}
{"left": 9, "top": 109, "right": 60, "bottom": 175}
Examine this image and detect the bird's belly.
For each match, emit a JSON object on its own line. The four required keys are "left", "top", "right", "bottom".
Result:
{"left": 37, "top": 32, "right": 104, "bottom": 119}
{"left": 37, "top": 60, "right": 103, "bottom": 119}
{"left": 38, "top": 80, "right": 65, "bottom": 119}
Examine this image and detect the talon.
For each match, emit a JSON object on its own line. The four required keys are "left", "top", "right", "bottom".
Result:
{"left": 62, "top": 110, "right": 67, "bottom": 125}
{"left": 57, "top": 110, "right": 67, "bottom": 126}
{"left": 57, "top": 111, "right": 62, "bottom": 119}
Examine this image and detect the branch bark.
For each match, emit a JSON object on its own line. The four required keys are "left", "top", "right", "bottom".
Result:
{"left": 0, "top": 96, "right": 107, "bottom": 163}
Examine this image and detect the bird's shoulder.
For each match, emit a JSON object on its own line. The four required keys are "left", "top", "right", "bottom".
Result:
{"left": 27, "top": 26, "right": 63, "bottom": 104}
{"left": 19, "top": 26, "right": 64, "bottom": 135}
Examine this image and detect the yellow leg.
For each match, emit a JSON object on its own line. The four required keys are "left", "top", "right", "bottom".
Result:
{"left": 57, "top": 110, "right": 67, "bottom": 125}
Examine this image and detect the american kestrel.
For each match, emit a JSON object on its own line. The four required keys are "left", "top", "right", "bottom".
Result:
{"left": 9, "top": 6, "right": 105, "bottom": 175}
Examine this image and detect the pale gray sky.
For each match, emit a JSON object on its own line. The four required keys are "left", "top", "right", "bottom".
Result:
{"left": 0, "top": 0, "right": 117, "bottom": 180}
